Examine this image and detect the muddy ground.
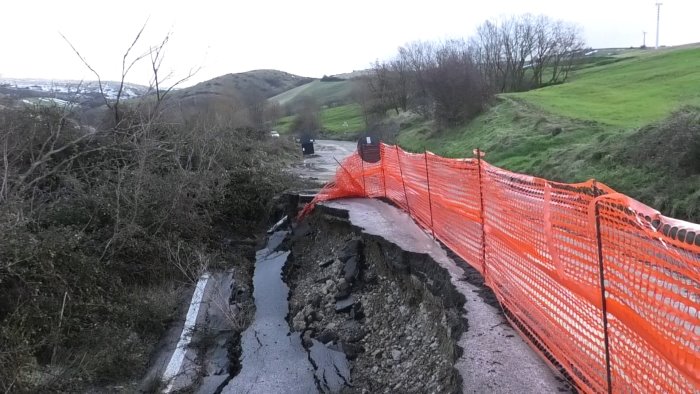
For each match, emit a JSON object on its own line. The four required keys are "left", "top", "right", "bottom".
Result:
{"left": 283, "top": 204, "right": 467, "bottom": 393}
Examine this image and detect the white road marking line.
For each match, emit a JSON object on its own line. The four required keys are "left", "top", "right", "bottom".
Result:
{"left": 162, "top": 273, "right": 210, "bottom": 393}
{"left": 268, "top": 215, "right": 288, "bottom": 234}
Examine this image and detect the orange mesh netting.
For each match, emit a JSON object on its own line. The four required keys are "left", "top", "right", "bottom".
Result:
{"left": 301, "top": 143, "right": 700, "bottom": 393}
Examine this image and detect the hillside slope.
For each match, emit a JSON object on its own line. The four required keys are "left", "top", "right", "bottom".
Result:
{"left": 153, "top": 69, "right": 311, "bottom": 125}
{"left": 397, "top": 45, "right": 700, "bottom": 222}
{"left": 517, "top": 46, "right": 700, "bottom": 126}
{"left": 269, "top": 79, "right": 355, "bottom": 108}
{"left": 171, "top": 69, "right": 312, "bottom": 102}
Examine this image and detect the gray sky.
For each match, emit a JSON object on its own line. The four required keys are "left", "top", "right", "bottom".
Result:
{"left": 1, "top": 0, "right": 698, "bottom": 86}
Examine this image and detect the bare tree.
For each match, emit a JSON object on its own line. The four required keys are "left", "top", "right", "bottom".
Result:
{"left": 351, "top": 76, "right": 386, "bottom": 129}
{"left": 366, "top": 61, "right": 398, "bottom": 115}
{"left": 148, "top": 33, "right": 200, "bottom": 107}
{"left": 472, "top": 20, "right": 504, "bottom": 93}
{"left": 360, "top": 14, "right": 584, "bottom": 129}
{"left": 290, "top": 95, "right": 321, "bottom": 138}
{"left": 397, "top": 41, "right": 436, "bottom": 116}
{"left": 365, "top": 39, "right": 489, "bottom": 127}
{"left": 61, "top": 22, "right": 150, "bottom": 127}
{"left": 425, "top": 40, "right": 487, "bottom": 126}
{"left": 62, "top": 22, "right": 199, "bottom": 129}
{"left": 472, "top": 14, "right": 585, "bottom": 92}
{"left": 351, "top": 77, "right": 374, "bottom": 126}
{"left": 244, "top": 90, "right": 267, "bottom": 131}
{"left": 547, "top": 21, "right": 585, "bottom": 85}
{"left": 263, "top": 101, "right": 283, "bottom": 130}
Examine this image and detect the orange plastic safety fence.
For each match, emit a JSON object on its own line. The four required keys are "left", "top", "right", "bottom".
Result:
{"left": 300, "top": 143, "right": 700, "bottom": 393}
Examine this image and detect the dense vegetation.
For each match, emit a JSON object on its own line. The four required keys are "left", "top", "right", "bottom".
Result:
{"left": 0, "top": 101, "right": 298, "bottom": 391}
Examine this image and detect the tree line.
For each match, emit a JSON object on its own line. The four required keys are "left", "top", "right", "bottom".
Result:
{"left": 358, "top": 14, "right": 586, "bottom": 127}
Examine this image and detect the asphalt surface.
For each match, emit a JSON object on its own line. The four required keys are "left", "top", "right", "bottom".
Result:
{"left": 222, "top": 231, "right": 350, "bottom": 393}
{"left": 290, "top": 139, "right": 358, "bottom": 184}
{"left": 140, "top": 271, "right": 236, "bottom": 393}
{"left": 222, "top": 232, "right": 319, "bottom": 393}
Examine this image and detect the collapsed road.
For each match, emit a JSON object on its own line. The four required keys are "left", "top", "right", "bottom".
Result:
{"left": 221, "top": 230, "right": 351, "bottom": 393}
{"left": 141, "top": 140, "right": 573, "bottom": 393}
{"left": 296, "top": 198, "right": 573, "bottom": 393}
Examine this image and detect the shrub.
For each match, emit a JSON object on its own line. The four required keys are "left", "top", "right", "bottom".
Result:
{"left": 0, "top": 103, "right": 298, "bottom": 391}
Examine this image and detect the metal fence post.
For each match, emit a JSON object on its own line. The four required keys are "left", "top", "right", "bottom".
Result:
{"left": 395, "top": 145, "right": 411, "bottom": 216}
{"left": 333, "top": 157, "right": 363, "bottom": 194}
{"left": 359, "top": 143, "right": 367, "bottom": 196}
{"left": 380, "top": 143, "right": 387, "bottom": 198}
{"left": 476, "top": 148, "right": 488, "bottom": 277}
{"left": 424, "top": 149, "right": 436, "bottom": 238}
{"left": 593, "top": 182, "right": 613, "bottom": 394}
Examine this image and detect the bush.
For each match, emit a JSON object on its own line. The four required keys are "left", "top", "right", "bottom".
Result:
{"left": 0, "top": 104, "right": 298, "bottom": 391}
{"left": 320, "top": 75, "right": 345, "bottom": 82}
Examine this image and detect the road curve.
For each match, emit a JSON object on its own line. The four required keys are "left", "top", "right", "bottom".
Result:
{"left": 290, "top": 139, "right": 358, "bottom": 184}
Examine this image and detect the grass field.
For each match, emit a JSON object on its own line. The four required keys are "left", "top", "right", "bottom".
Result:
{"left": 516, "top": 46, "right": 700, "bottom": 126}
{"left": 320, "top": 104, "right": 365, "bottom": 133}
{"left": 269, "top": 80, "right": 355, "bottom": 107}
{"left": 275, "top": 103, "right": 366, "bottom": 138}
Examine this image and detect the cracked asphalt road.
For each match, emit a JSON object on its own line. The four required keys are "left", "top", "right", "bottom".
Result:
{"left": 290, "top": 139, "right": 357, "bottom": 184}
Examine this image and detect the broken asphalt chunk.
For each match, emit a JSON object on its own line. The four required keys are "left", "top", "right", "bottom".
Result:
{"left": 335, "top": 295, "right": 355, "bottom": 313}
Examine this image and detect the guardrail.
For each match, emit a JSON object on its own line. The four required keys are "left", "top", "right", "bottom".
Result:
{"left": 302, "top": 143, "right": 699, "bottom": 393}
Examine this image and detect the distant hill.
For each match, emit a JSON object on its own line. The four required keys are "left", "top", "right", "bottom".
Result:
{"left": 153, "top": 69, "right": 312, "bottom": 126}
{"left": 171, "top": 69, "right": 313, "bottom": 103}
{"left": 0, "top": 78, "right": 148, "bottom": 108}
{"left": 269, "top": 79, "right": 356, "bottom": 110}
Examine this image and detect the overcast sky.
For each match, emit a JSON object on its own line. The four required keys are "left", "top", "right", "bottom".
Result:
{"left": 1, "top": 0, "right": 698, "bottom": 86}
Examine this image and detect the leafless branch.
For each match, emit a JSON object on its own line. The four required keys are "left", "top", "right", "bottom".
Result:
{"left": 59, "top": 33, "right": 110, "bottom": 109}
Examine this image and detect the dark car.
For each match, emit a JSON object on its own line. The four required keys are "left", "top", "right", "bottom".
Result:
{"left": 300, "top": 136, "right": 315, "bottom": 155}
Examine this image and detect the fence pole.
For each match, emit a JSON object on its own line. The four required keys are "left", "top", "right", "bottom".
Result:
{"left": 395, "top": 145, "right": 411, "bottom": 216}
{"left": 380, "top": 143, "right": 387, "bottom": 198}
{"left": 424, "top": 149, "right": 436, "bottom": 238}
{"left": 593, "top": 182, "right": 613, "bottom": 394}
{"left": 333, "top": 157, "right": 364, "bottom": 193}
{"left": 476, "top": 148, "right": 488, "bottom": 277}
{"left": 359, "top": 143, "right": 367, "bottom": 196}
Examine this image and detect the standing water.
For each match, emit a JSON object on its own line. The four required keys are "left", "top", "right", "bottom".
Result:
{"left": 221, "top": 230, "right": 350, "bottom": 393}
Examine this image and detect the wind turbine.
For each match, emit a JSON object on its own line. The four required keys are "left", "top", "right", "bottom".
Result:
{"left": 655, "top": 3, "right": 663, "bottom": 49}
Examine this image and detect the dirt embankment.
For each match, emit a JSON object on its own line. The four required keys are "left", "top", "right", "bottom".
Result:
{"left": 283, "top": 204, "right": 466, "bottom": 393}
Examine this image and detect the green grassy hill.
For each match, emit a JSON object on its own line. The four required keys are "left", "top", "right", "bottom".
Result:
{"left": 176, "top": 69, "right": 313, "bottom": 101}
{"left": 157, "top": 69, "right": 313, "bottom": 126}
{"left": 517, "top": 46, "right": 700, "bottom": 126}
{"left": 398, "top": 45, "right": 700, "bottom": 222}
{"left": 276, "top": 103, "right": 366, "bottom": 138}
{"left": 269, "top": 79, "right": 355, "bottom": 108}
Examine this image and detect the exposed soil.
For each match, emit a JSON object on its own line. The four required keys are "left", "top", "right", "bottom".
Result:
{"left": 283, "top": 205, "right": 466, "bottom": 393}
